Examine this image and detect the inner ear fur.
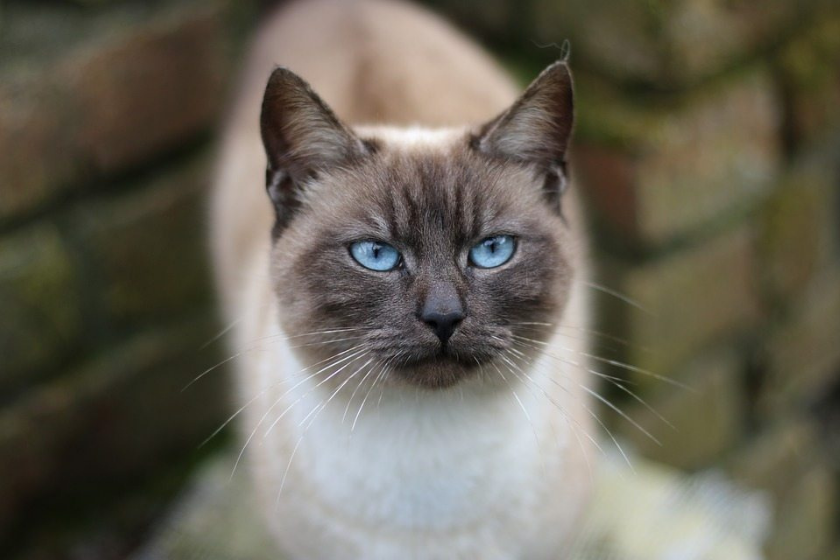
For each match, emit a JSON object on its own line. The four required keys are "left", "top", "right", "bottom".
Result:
{"left": 260, "top": 67, "right": 370, "bottom": 234}
{"left": 472, "top": 60, "right": 574, "bottom": 173}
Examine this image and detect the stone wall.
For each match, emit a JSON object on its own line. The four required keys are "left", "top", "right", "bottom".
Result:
{"left": 424, "top": 1, "right": 840, "bottom": 558}
{"left": 2, "top": 0, "right": 839, "bottom": 558}
{"left": 0, "top": 1, "right": 256, "bottom": 557}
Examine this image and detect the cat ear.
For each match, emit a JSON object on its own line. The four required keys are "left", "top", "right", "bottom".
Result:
{"left": 260, "top": 67, "right": 369, "bottom": 229}
{"left": 473, "top": 61, "right": 574, "bottom": 196}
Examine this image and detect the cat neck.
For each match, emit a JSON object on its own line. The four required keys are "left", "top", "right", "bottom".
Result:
{"left": 266, "top": 329, "right": 567, "bottom": 529}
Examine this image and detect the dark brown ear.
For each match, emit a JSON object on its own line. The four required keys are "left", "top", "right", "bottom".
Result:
{"left": 260, "top": 67, "right": 369, "bottom": 233}
{"left": 473, "top": 61, "right": 574, "bottom": 206}
{"left": 474, "top": 61, "right": 574, "bottom": 167}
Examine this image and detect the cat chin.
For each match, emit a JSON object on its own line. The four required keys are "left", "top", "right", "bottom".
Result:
{"left": 388, "top": 351, "right": 496, "bottom": 389}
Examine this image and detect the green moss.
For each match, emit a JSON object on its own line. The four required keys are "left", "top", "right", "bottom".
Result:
{"left": 777, "top": 13, "right": 840, "bottom": 90}
{"left": 0, "top": 223, "right": 83, "bottom": 395}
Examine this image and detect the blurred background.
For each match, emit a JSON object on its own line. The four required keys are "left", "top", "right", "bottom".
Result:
{"left": 1, "top": 0, "right": 838, "bottom": 558}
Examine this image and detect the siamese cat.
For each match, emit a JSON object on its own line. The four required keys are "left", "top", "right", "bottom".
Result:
{"left": 211, "top": 0, "right": 595, "bottom": 558}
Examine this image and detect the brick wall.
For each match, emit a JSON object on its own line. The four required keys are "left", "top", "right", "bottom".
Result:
{"left": 2, "top": 0, "right": 839, "bottom": 558}
{"left": 0, "top": 1, "right": 255, "bottom": 557}
{"left": 426, "top": 1, "right": 840, "bottom": 558}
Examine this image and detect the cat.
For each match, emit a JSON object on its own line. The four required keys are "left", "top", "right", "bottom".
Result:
{"left": 210, "top": 0, "right": 595, "bottom": 558}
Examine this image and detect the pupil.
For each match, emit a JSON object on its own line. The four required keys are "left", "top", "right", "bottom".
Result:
{"left": 372, "top": 244, "right": 380, "bottom": 259}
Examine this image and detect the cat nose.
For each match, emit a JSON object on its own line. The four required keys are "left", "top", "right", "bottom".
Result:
{"left": 420, "top": 288, "right": 464, "bottom": 343}
{"left": 421, "top": 310, "right": 464, "bottom": 343}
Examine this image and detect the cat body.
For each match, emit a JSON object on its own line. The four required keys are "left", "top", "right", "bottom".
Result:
{"left": 211, "top": 1, "right": 594, "bottom": 558}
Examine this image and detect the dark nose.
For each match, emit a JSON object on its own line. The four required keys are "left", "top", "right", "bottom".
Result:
{"left": 420, "top": 287, "right": 464, "bottom": 343}
{"left": 422, "top": 310, "right": 464, "bottom": 343}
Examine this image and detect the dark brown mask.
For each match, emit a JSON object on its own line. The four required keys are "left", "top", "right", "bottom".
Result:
{"left": 260, "top": 62, "right": 577, "bottom": 388}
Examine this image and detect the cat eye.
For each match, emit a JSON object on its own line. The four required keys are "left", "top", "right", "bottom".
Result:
{"left": 349, "top": 240, "right": 401, "bottom": 271}
{"left": 469, "top": 235, "right": 516, "bottom": 268}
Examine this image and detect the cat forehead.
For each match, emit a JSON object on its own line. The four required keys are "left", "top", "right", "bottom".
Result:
{"left": 346, "top": 124, "right": 540, "bottom": 199}
{"left": 302, "top": 127, "right": 550, "bottom": 244}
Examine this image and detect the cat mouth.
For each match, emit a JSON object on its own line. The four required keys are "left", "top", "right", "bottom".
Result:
{"left": 400, "top": 351, "right": 472, "bottom": 368}
{"left": 388, "top": 345, "right": 498, "bottom": 388}
{"left": 382, "top": 333, "right": 507, "bottom": 366}
{"left": 396, "top": 340, "right": 491, "bottom": 365}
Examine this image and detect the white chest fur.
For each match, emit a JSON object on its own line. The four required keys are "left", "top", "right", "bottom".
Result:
{"left": 233, "top": 277, "right": 593, "bottom": 560}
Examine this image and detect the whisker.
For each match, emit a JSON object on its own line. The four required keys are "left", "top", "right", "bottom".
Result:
{"left": 498, "top": 357, "right": 537, "bottom": 432}
{"left": 275, "top": 357, "right": 372, "bottom": 502}
{"left": 183, "top": 352, "right": 242, "bottom": 392}
{"left": 243, "top": 326, "right": 375, "bottom": 347}
{"left": 499, "top": 351, "right": 605, "bottom": 456}
{"left": 510, "top": 334, "right": 688, "bottom": 390}
{"left": 288, "top": 335, "right": 370, "bottom": 350}
{"left": 558, "top": 325, "right": 650, "bottom": 353}
{"left": 579, "top": 384, "right": 661, "bottom": 446}
{"left": 303, "top": 357, "right": 374, "bottom": 428}
{"left": 199, "top": 344, "right": 367, "bottom": 449}
{"left": 509, "top": 337, "right": 626, "bottom": 385}
{"left": 611, "top": 380, "right": 675, "bottom": 430}
{"left": 580, "top": 352, "right": 692, "bottom": 391}
{"left": 262, "top": 351, "right": 370, "bottom": 439}
{"left": 579, "top": 280, "right": 652, "bottom": 315}
{"left": 275, "top": 435, "right": 303, "bottom": 504}
{"left": 576, "top": 396, "right": 634, "bottom": 473}
{"left": 341, "top": 359, "right": 380, "bottom": 424}
{"left": 352, "top": 359, "right": 392, "bottom": 432}
{"left": 505, "top": 350, "right": 598, "bottom": 481}
{"left": 493, "top": 354, "right": 548, "bottom": 473}
{"left": 200, "top": 317, "right": 241, "bottom": 350}
{"left": 230, "top": 348, "right": 369, "bottom": 480}
{"left": 501, "top": 349, "right": 631, "bottom": 472}
{"left": 507, "top": 324, "right": 647, "bottom": 354}
{"left": 184, "top": 328, "right": 372, "bottom": 392}
{"left": 508, "top": 337, "right": 672, "bottom": 440}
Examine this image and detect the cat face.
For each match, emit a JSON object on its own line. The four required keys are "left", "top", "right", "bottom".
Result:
{"left": 261, "top": 63, "right": 576, "bottom": 388}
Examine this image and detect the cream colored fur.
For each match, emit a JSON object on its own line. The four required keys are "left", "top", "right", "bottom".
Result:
{"left": 211, "top": 0, "right": 595, "bottom": 558}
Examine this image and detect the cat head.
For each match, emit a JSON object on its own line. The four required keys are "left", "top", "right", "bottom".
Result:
{"left": 261, "top": 62, "right": 577, "bottom": 388}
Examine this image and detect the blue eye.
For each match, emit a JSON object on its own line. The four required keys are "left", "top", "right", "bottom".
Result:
{"left": 349, "top": 240, "right": 401, "bottom": 271}
{"left": 469, "top": 235, "right": 516, "bottom": 268}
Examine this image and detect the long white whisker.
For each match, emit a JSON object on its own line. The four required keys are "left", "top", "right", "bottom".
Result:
{"left": 580, "top": 384, "right": 661, "bottom": 446}
{"left": 511, "top": 334, "right": 688, "bottom": 390}
{"left": 310, "top": 358, "right": 374, "bottom": 427}
{"left": 243, "top": 326, "right": 374, "bottom": 348}
{"left": 262, "top": 351, "right": 370, "bottom": 439}
{"left": 499, "top": 351, "right": 596, "bottom": 482}
{"left": 352, "top": 360, "right": 392, "bottom": 432}
{"left": 289, "top": 335, "right": 371, "bottom": 350}
{"left": 612, "top": 380, "right": 675, "bottom": 429}
{"left": 184, "top": 328, "right": 370, "bottom": 392}
{"left": 579, "top": 280, "right": 651, "bottom": 315}
{"left": 275, "top": 357, "right": 372, "bottom": 503}
{"left": 496, "top": 350, "right": 605, "bottom": 462}
{"left": 511, "top": 338, "right": 673, "bottom": 432}
{"left": 230, "top": 348, "right": 368, "bottom": 480}
{"left": 342, "top": 359, "right": 380, "bottom": 424}
{"left": 275, "top": 435, "right": 303, "bottom": 504}
{"left": 581, "top": 352, "right": 692, "bottom": 390}
{"left": 183, "top": 352, "right": 242, "bottom": 392}
{"left": 200, "top": 318, "right": 241, "bottom": 350}
{"left": 509, "top": 321, "right": 649, "bottom": 354}
{"left": 500, "top": 350, "right": 618, "bottom": 469}
{"left": 201, "top": 344, "right": 367, "bottom": 449}
{"left": 509, "top": 337, "right": 627, "bottom": 385}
